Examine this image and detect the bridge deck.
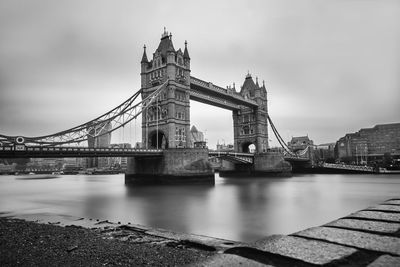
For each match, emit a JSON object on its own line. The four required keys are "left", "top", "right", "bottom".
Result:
{"left": 0, "top": 146, "right": 163, "bottom": 158}
{"left": 322, "top": 163, "right": 374, "bottom": 173}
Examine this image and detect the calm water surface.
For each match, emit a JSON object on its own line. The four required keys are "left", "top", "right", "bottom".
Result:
{"left": 1, "top": 173, "right": 399, "bottom": 242}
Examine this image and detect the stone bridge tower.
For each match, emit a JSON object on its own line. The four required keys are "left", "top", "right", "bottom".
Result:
{"left": 233, "top": 74, "right": 269, "bottom": 153}
{"left": 140, "top": 29, "right": 191, "bottom": 149}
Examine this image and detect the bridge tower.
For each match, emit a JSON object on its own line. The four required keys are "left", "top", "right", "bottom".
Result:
{"left": 233, "top": 74, "right": 269, "bottom": 153}
{"left": 126, "top": 29, "right": 214, "bottom": 184}
{"left": 140, "top": 29, "right": 191, "bottom": 149}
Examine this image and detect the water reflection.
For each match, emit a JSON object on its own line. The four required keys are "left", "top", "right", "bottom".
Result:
{"left": 0, "top": 173, "right": 399, "bottom": 242}
{"left": 125, "top": 184, "right": 214, "bottom": 234}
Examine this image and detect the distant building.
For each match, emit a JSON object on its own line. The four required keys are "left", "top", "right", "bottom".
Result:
{"left": 0, "top": 163, "right": 15, "bottom": 174}
{"left": 288, "top": 136, "right": 314, "bottom": 152}
{"left": 314, "top": 143, "right": 336, "bottom": 163}
{"left": 109, "top": 143, "right": 132, "bottom": 170}
{"left": 335, "top": 123, "right": 400, "bottom": 163}
{"left": 216, "top": 143, "right": 234, "bottom": 151}
{"left": 86, "top": 122, "right": 112, "bottom": 168}
{"left": 134, "top": 142, "right": 142, "bottom": 149}
{"left": 26, "top": 158, "right": 63, "bottom": 172}
{"left": 189, "top": 125, "right": 205, "bottom": 148}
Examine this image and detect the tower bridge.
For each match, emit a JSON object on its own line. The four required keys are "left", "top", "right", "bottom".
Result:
{"left": 0, "top": 29, "right": 312, "bottom": 183}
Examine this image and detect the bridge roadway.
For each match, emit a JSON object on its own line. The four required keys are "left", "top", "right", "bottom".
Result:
{"left": 0, "top": 146, "right": 255, "bottom": 161}
{"left": 0, "top": 146, "right": 257, "bottom": 163}
{"left": 208, "top": 151, "right": 254, "bottom": 164}
{"left": 0, "top": 145, "right": 309, "bottom": 166}
{"left": 322, "top": 162, "right": 375, "bottom": 173}
{"left": 0, "top": 146, "right": 163, "bottom": 158}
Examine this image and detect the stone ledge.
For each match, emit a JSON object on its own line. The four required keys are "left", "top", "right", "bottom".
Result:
{"left": 191, "top": 254, "right": 269, "bottom": 267}
{"left": 383, "top": 199, "right": 400, "bottom": 205}
{"left": 293, "top": 226, "right": 400, "bottom": 256}
{"left": 367, "top": 255, "right": 400, "bottom": 267}
{"left": 326, "top": 218, "right": 400, "bottom": 234}
{"left": 366, "top": 204, "right": 400, "bottom": 213}
{"left": 347, "top": 210, "right": 400, "bottom": 223}
{"left": 250, "top": 235, "right": 357, "bottom": 265}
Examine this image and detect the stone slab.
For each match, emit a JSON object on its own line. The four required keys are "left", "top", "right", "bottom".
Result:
{"left": 253, "top": 235, "right": 357, "bottom": 265}
{"left": 383, "top": 199, "right": 400, "bottom": 205}
{"left": 326, "top": 218, "right": 400, "bottom": 234}
{"left": 191, "top": 254, "right": 271, "bottom": 267}
{"left": 366, "top": 204, "right": 400, "bottom": 213}
{"left": 294, "top": 227, "right": 400, "bottom": 256}
{"left": 367, "top": 255, "right": 400, "bottom": 267}
{"left": 348, "top": 210, "right": 400, "bottom": 222}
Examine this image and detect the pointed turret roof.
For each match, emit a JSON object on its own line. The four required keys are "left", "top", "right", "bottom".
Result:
{"left": 141, "top": 45, "right": 148, "bottom": 63}
{"left": 190, "top": 125, "right": 198, "bottom": 133}
{"left": 156, "top": 28, "right": 175, "bottom": 60}
{"left": 183, "top": 40, "right": 190, "bottom": 60}
{"left": 261, "top": 80, "right": 267, "bottom": 95}
{"left": 240, "top": 73, "right": 258, "bottom": 97}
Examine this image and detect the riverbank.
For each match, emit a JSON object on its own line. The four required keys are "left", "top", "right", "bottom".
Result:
{"left": 0, "top": 216, "right": 217, "bottom": 266}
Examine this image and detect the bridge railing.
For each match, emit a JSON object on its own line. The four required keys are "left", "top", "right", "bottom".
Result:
{"left": 208, "top": 151, "right": 254, "bottom": 164}
{"left": 0, "top": 145, "right": 163, "bottom": 154}
{"left": 322, "top": 163, "right": 374, "bottom": 172}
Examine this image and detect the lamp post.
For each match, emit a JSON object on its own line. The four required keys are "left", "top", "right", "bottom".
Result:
{"left": 156, "top": 102, "right": 160, "bottom": 149}
{"left": 156, "top": 100, "right": 162, "bottom": 149}
{"left": 145, "top": 108, "right": 149, "bottom": 149}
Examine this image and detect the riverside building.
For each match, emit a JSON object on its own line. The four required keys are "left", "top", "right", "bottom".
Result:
{"left": 335, "top": 123, "right": 400, "bottom": 164}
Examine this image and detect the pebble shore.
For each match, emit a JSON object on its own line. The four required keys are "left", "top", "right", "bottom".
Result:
{"left": 0, "top": 217, "right": 215, "bottom": 266}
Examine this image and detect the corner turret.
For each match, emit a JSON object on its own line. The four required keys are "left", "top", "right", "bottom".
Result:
{"left": 141, "top": 45, "right": 148, "bottom": 63}
{"left": 183, "top": 40, "right": 190, "bottom": 60}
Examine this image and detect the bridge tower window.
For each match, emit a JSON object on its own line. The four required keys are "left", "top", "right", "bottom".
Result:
{"left": 243, "top": 126, "right": 249, "bottom": 135}
{"left": 175, "top": 127, "right": 186, "bottom": 145}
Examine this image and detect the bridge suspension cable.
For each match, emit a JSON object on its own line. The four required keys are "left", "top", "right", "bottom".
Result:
{"left": 0, "top": 80, "right": 169, "bottom": 147}
{"left": 267, "top": 115, "right": 309, "bottom": 158}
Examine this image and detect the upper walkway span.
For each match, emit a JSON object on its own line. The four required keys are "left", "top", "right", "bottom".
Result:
{"left": 189, "top": 76, "right": 258, "bottom": 110}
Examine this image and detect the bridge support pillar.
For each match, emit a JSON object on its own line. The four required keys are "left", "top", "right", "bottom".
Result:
{"left": 219, "top": 152, "right": 291, "bottom": 177}
{"left": 125, "top": 148, "right": 214, "bottom": 185}
{"left": 253, "top": 152, "right": 292, "bottom": 175}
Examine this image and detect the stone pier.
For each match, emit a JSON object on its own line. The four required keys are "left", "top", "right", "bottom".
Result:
{"left": 125, "top": 148, "right": 214, "bottom": 185}
{"left": 219, "top": 152, "right": 292, "bottom": 177}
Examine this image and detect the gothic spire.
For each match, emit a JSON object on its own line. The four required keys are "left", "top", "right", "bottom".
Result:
{"left": 141, "top": 45, "right": 148, "bottom": 63}
{"left": 183, "top": 40, "right": 190, "bottom": 60}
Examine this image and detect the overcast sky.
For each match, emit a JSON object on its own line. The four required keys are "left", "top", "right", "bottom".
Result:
{"left": 0, "top": 0, "right": 399, "bottom": 148}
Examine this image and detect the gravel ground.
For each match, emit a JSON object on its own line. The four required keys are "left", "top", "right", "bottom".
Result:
{"left": 0, "top": 217, "right": 214, "bottom": 266}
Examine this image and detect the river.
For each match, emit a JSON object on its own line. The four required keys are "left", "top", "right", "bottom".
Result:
{"left": 0, "top": 173, "right": 399, "bottom": 242}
